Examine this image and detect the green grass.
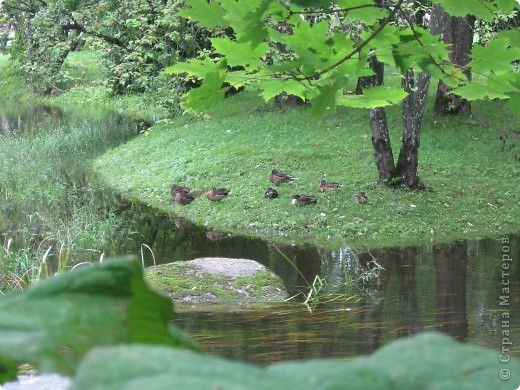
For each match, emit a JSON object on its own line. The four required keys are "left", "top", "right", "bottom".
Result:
{"left": 0, "top": 118, "right": 138, "bottom": 292}
{"left": 94, "top": 91, "right": 520, "bottom": 249}
{"left": 0, "top": 54, "right": 32, "bottom": 100}
{"left": 46, "top": 50, "right": 170, "bottom": 120}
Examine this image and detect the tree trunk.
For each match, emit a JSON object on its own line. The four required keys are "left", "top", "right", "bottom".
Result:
{"left": 358, "top": 3, "right": 447, "bottom": 188}
{"left": 359, "top": 57, "right": 396, "bottom": 182}
{"left": 396, "top": 70, "right": 430, "bottom": 189}
{"left": 370, "top": 107, "right": 396, "bottom": 181}
{"left": 392, "top": 4, "right": 445, "bottom": 189}
{"left": 433, "top": 14, "right": 476, "bottom": 116}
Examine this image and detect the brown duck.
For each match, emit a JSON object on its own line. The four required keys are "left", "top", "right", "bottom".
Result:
{"left": 318, "top": 180, "right": 341, "bottom": 192}
{"left": 354, "top": 191, "right": 368, "bottom": 203}
{"left": 175, "top": 190, "right": 196, "bottom": 205}
{"left": 207, "top": 188, "right": 230, "bottom": 202}
{"left": 171, "top": 184, "right": 191, "bottom": 197}
{"left": 269, "top": 169, "right": 296, "bottom": 185}
{"left": 292, "top": 194, "right": 317, "bottom": 206}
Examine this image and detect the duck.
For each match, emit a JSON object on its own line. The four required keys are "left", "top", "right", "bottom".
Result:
{"left": 170, "top": 184, "right": 191, "bottom": 197}
{"left": 269, "top": 169, "right": 296, "bottom": 185}
{"left": 318, "top": 180, "right": 341, "bottom": 192}
{"left": 207, "top": 188, "right": 230, "bottom": 202}
{"left": 292, "top": 194, "right": 317, "bottom": 206}
{"left": 175, "top": 190, "right": 196, "bottom": 205}
{"left": 354, "top": 191, "right": 368, "bottom": 203}
{"left": 265, "top": 187, "right": 279, "bottom": 199}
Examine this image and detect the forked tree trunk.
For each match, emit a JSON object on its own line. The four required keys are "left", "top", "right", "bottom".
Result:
{"left": 434, "top": 14, "right": 476, "bottom": 115}
{"left": 359, "top": 3, "right": 446, "bottom": 188}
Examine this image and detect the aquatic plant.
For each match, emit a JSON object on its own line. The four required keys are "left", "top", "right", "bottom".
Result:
{"left": 0, "top": 114, "right": 138, "bottom": 292}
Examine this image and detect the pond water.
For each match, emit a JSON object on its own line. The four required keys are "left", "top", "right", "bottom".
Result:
{"left": 1, "top": 101, "right": 518, "bottom": 366}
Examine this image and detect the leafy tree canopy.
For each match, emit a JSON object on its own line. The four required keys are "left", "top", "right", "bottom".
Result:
{"left": 0, "top": 0, "right": 220, "bottom": 100}
{"left": 169, "top": 0, "right": 519, "bottom": 115}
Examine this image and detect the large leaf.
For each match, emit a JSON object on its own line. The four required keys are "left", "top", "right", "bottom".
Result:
{"left": 74, "top": 345, "right": 286, "bottom": 390}
{"left": 210, "top": 38, "right": 268, "bottom": 68}
{"left": 337, "top": 0, "right": 383, "bottom": 25}
{"left": 338, "top": 86, "right": 408, "bottom": 108}
{"left": 309, "top": 78, "right": 348, "bottom": 116}
{"left": 0, "top": 258, "right": 197, "bottom": 381}
{"left": 469, "top": 38, "right": 519, "bottom": 74}
{"left": 181, "top": 60, "right": 228, "bottom": 111}
{"left": 218, "top": 0, "right": 272, "bottom": 45}
{"left": 269, "top": 332, "right": 520, "bottom": 389}
{"left": 180, "top": 0, "right": 228, "bottom": 28}
{"left": 73, "top": 332, "right": 520, "bottom": 389}
{"left": 433, "top": 0, "right": 496, "bottom": 21}
{"left": 452, "top": 70, "right": 518, "bottom": 101}
{"left": 258, "top": 78, "right": 310, "bottom": 102}
{"left": 434, "top": 0, "right": 519, "bottom": 21}
{"left": 165, "top": 58, "right": 222, "bottom": 79}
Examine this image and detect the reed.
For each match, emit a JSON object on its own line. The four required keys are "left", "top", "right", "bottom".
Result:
{"left": 0, "top": 113, "right": 138, "bottom": 292}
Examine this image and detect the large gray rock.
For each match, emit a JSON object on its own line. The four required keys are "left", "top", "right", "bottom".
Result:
{"left": 145, "top": 258, "right": 288, "bottom": 305}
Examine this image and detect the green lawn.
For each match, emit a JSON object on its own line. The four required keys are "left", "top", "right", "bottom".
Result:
{"left": 94, "top": 91, "right": 520, "bottom": 249}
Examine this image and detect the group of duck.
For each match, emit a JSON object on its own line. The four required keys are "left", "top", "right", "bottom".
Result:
{"left": 170, "top": 185, "right": 229, "bottom": 205}
{"left": 171, "top": 169, "right": 368, "bottom": 206}
{"left": 267, "top": 169, "right": 368, "bottom": 205}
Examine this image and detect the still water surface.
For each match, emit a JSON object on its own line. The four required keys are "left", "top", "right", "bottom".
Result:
{"left": 1, "top": 101, "right": 518, "bottom": 365}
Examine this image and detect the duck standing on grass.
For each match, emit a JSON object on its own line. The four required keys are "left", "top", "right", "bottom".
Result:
{"left": 265, "top": 187, "right": 279, "bottom": 199}
{"left": 318, "top": 180, "right": 341, "bottom": 192}
{"left": 292, "top": 195, "right": 317, "bottom": 206}
{"left": 207, "top": 188, "right": 230, "bottom": 202}
{"left": 269, "top": 169, "right": 296, "bottom": 185}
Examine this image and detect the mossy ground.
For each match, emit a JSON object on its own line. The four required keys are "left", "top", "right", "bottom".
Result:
{"left": 94, "top": 91, "right": 519, "bottom": 249}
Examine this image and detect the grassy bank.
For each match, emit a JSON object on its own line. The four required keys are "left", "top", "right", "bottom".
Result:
{"left": 2, "top": 51, "right": 518, "bottom": 249}
{"left": 94, "top": 91, "right": 519, "bottom": 249}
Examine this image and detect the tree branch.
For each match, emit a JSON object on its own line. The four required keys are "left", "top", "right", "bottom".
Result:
{"left": 288, "top": 0, "right": 405, "bottom": 82}
{"left": 290, "top": 4, "right": 386, "bottom": 16}
{"left": 65, "top": 18, "right": 127, "bottom": 49}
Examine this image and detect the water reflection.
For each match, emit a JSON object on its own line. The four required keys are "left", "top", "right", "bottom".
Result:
{"left": 0, "top": 102, "right": 66, "bottom": 134}
{"left": 434, "top": 242, "right": 468, "bottom": 341}
{"left": 167, "top": 233, "right": 519, "bottom": 364}
{"left": 118, "top": 203, "right": 519, "bottom": 363}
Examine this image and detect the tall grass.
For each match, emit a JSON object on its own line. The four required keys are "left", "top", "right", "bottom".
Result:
{"left": 0, "top": 115, "right": 138, "bottom": 292}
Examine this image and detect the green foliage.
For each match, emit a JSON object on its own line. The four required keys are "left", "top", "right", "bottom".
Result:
{"left": 451, "top": 29, "right": 520, "bottom": 105}
{"left": 433, "top": 0, "right": 518, "bottom": 22}
{"left": 37, "top": 334, "right": 520, "bottom": 389}
{"left": 172, "top": 0, "right": 519, "bottom": 116}
{"left": 1, "top": 262, "right": 518, "bottom": 388}
{"left": 0, "top": 0, "right": 223, "bottom": 108}
{"left": 0, "top": 258, "right": 198, "bottom": 381}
